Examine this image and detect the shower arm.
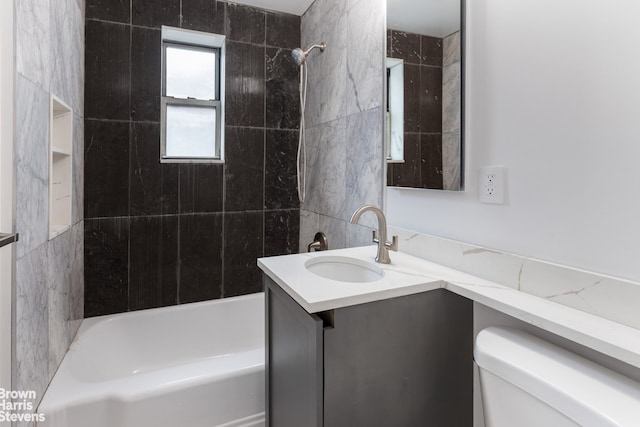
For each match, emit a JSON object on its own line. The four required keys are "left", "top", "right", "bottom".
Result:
{"left": 303, "top": 43, "right": 326, "bottom": 56}
{"left": 292, "top": 42, "right": 327, "bottom": 66}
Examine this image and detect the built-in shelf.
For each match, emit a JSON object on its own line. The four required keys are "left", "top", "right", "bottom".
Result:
{"left": 52, "top": 146, "right": 72, "bottom": 156}
{"left": 49, "top": 96, "right": 73, "bottom": 240}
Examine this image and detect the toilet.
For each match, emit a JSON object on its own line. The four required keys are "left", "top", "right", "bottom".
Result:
{"left": 475, "top": 327, "right": 640, "bottom": 427}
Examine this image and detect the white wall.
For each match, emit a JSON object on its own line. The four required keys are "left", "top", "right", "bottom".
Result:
{"left": 387, "top": 0, "right": 640, "bottom": 282}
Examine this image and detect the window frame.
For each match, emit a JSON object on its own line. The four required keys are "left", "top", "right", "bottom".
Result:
{"left": 160, "top": 26, "right": 226, "bottom": 164}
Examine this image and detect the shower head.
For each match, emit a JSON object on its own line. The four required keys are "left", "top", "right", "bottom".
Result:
{"left": 291, "top": 43, "right": 327, "bottom": 66}
{"left": 291, "top": 48, "right": 306, "bottom": 66}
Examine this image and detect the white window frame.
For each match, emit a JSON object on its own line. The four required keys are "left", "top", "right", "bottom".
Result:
{"left": 386, "top": 57, "right": 404, "bottom": 163}
{"left": 160, "top": 26, "right": 226, "bottom": 163}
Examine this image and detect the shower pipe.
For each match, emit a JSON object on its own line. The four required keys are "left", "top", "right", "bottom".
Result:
{"left": 291, "top": 43, "right": 326, "bottom": 204}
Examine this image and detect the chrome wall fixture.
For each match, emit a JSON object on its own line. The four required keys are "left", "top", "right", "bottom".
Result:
{"left": 307, "top": 232, "right": 328, "bottom": 252}
{"left": 0, "top": 232, "right": 18, "bottom": 249}
{"left": 350, "top": 205, "right": 398, "bottom": 264}
{"left": 291, "top": 42, "right": 327, "bottom": 204}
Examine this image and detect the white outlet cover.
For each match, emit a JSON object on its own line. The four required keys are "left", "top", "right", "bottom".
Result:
{"left": 479, "top": 166, "right": 505, "bottom": 204}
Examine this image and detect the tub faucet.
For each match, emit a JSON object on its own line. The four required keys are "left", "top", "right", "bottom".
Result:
{"left": 307, "top": 232, "right": 328, "bottom": 252}
{"left": 349, "top": 205, "right": 398, "bottom": 264}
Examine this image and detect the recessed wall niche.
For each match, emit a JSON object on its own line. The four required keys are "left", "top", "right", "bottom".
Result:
{"left": 49, "top": 96, "right": 73, "bottom": 239}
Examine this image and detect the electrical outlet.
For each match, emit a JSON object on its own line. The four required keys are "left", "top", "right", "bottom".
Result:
{"left": 479, "top": 166, "right": 505, "bottom": 204}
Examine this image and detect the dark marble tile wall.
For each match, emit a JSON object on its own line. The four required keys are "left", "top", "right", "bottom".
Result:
{"left": 387, "top": 29, "right": 443, "bottom": 189}
{"left": 84, "top": 0, "right": 301, "bottom": 317}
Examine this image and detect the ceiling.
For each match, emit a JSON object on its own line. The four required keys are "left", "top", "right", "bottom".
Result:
{"left": 230, "top": 0, "right": 314, "bottom": 15}
{"left": 231, "top": 0, "right": 460, "bottom": 39}
{"left": 387, "top": 0, "right": 460, "bottom": 38}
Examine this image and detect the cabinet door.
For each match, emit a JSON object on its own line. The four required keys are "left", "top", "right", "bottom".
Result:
{"left": 323, "top": 289, "right": 473, "bottom": 426}
{"left": 266, "top": 278, "right": 323, "bottom": 427}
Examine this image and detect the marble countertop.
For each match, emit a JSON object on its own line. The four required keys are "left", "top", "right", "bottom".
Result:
{"left": 258, "top": 245, "right": 640, "bottom": 370}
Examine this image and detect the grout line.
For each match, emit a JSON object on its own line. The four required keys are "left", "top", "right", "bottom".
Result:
{"left": 85, "top": 117, "right": 148, "bottom": 123}
{"left": 86, "top": 209, "right": 297, "bottom": 221}
{"left": 262, "top": 12, "right": 267, "bottom": 260}
{"left": 126, "top": 0, "right": 133, "bottom": 312}
{"left": 220, "top": 3, "right": 227, "bottom": 300}
{"left": 158, "top": 215, "right": 163, "bottom": 307}
{"left": 176, "top": 211, "right": 181, "bottom": 304}
{"left": 220, "top": 191, "right": 226, "bottom": 298}
{"left": 176, "top": 142, "right": 182, "bottom": 304}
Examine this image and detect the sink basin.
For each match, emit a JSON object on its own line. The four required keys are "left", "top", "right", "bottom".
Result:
{"left": 305, "top": 256, "right": 384, "bottom": 283}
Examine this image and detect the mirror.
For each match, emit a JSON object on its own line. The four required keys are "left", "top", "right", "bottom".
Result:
{"left": 386, "top": 0, "right": 464, "bottom": 191}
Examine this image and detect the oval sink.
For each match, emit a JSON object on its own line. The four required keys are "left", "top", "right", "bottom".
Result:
{"left": 305, "top": 256, "right": 384, "bottom": 283}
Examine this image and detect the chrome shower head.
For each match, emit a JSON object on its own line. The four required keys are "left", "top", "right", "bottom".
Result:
{"left": 291, "top": 47, "right": 306, "bottom": 66}
{"left": 291, "top": 43, "right": 327, "bottom": 66}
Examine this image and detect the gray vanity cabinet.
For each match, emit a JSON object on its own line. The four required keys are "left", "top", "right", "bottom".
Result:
{"left": 265, "top": 276, "right": 473, "bottom": 427}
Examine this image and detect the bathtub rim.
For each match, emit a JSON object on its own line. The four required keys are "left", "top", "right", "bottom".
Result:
{"left": 79, "top": 292, "right": 265, "bottom": 336}
{"left": 39, "top": 292, "right": 266, "bottom": 415}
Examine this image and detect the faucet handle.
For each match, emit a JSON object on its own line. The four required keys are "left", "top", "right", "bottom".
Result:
{"left": 385, "top": 235, "right": 399, "bottom": 252}
{"left": 308, "top": 232, "right": 328, "bottom": 252}
{"left": 373, "top": 231, "right": 398, "bottom": 252}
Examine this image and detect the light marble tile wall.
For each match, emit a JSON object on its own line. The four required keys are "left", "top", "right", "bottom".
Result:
{"left": 72, "top": 114, "right": 84, "bottom": 224}
{"left": 319, "top": 213, "right": 347, "bottom": 249}
{"left": 442, "top": 61, "right": 460, "bottom": 134}
{"left": 302, "top": 0, "right": 348, "bottom": 128}
{"left": 442, "top": 31, "right": 461, "bottom": 191}
{"left": 301, "top": 209, "right": 373, "bottom": 251}
{"left": 15, "top": 245, "right": 49, "bottom": 408}
{"left": 13, "top": 0, "right": 84, "bottom": 416}
{"left": 345, "top": 0, "right": 384, "bottom": 115}
{"left": 390, "top": 225, "right": 640, "bottom": 331}
{"left": 442, "top": 132, "right": 461, "bottom": 190}
{"left": 345, "top": 107, "right": 383, "bottom": 229}
{"left": 304, "top": 119, "right": 347, "bottom": 220}
{"left": 300, "top": 209, "right": 320, "bottom": 251}
{"left": 16, "top": 0, "right": 51, "bottom": 92}
{"left": 300, "top": 0, "right": 385, "bottom": 251}
{"left": 15, "top": 75, "right": 49, "bottom": 260}
{"left": 51, "top": 0, "right": 84, "bottom": 113}
{"left": 443, "top": 31, "right": 461, "bottom": 66}
{"left": 47, "top": 223, "right": 84, "bottom": 375}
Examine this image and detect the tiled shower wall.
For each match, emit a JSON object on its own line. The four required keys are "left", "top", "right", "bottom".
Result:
{"left": 84, "top": 0, "right": 301, "bottom": 316}
{"left": 13, "top": 0, "right": 85, "bottom": 411}
{"left": 299, "top": 0, "right": 385, "bottom": 251}
{"left": 442, "top": 31, "right": 462, "bottom": 191}
{"left": 386, "top": 29, "right": 444, "bottom": 189}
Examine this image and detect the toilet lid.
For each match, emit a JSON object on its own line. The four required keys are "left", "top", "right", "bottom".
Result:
{"left": 475, "top": 327, "right": 640, "bottom": 427}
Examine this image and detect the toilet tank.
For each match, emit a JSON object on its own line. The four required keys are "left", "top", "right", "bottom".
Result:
{"left": 475, "top": 327, "right": 640, "bottom": 427}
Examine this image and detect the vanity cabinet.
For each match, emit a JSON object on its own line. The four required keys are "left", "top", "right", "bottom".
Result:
{"left": 265, "top": 276, "right": 473, "bottom": 426}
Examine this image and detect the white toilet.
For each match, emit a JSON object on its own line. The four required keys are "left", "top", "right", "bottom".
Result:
{"left": 475, "top": 327, "right": 640, "bottom": 427}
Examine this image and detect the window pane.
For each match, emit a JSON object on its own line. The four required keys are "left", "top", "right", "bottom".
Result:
{"left": 166, "top": 105, "right": 216, "bottom": 158}
{"left": 166, "top": 46, "right": 216, "bottom": 100}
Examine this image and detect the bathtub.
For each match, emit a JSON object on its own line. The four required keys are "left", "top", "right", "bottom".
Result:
{"left": 38, "top": 293, "right": 265, "bottom": 427}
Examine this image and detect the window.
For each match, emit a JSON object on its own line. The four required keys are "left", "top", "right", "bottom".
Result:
{"left": 385, "top": 57, "right": 404, "bottom": 163}
{"left": 161, "top": 26, "right": 225, "bottom": 163}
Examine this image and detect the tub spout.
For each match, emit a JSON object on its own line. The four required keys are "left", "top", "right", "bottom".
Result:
{"left": 350, "top": 205, "right": 398, "bottom": 264}
{"left": 307, "top": 232, "right": 328, "bottom": 252}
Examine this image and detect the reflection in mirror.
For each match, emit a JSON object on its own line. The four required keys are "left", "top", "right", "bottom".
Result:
{"left": 386, "top": 58, "right": 404, "bottom": 162}
{"left": 386, "top": 0, "right": 463, "bottom": 191}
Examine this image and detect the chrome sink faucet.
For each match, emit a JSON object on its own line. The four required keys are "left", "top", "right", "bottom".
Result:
{"left": 350, "top": 205, "right": 398, "bottom": 264}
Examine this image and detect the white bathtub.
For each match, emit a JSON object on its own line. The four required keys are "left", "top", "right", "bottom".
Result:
{"left": 38, "top": 293, "right": 265, "bottom": 427}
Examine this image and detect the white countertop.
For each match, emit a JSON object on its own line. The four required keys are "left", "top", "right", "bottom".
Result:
{"left": 258, "top": 245, "right": 640, "bottom": 370}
